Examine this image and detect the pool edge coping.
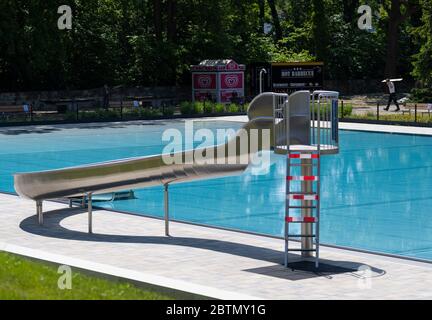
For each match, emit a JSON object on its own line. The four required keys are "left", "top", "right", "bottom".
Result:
{"left": 2, "top": 191, "right": 431, "bottom": 268}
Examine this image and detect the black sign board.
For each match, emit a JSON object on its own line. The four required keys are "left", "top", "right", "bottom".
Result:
{"left": 249, "top": 62, "right": 324, "bottom": 96}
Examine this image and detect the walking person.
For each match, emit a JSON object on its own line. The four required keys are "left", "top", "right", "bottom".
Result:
{"left": 384, "top": 79, "right": 400, "bottom": 112}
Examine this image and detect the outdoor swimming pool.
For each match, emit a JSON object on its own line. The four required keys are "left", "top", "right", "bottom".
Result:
{"left": 1, "top": 120, "right": 432, "bottom": 261}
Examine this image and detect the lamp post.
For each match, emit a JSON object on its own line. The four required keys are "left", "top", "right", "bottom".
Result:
{"left": 259, "top": 68, "right": 267, "bottom": 94}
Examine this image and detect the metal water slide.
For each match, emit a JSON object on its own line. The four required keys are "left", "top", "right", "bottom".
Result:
{"left": 14, "top": 91, "right": 339, "bottom": 262}
{"left": 14, "top": 92, "right": 311, "bottom": 202}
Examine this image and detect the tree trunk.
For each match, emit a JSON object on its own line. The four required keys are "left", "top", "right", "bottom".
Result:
{"left": 153, "top": 0, "right": 162, "bottom": 41}
{"left": 258, "top": 0, "right": 265, "bottom": 33}
{"left": 385, "top": 20, "right": 399, "bottom": 77}
{"left": 384, "top": 0, "right": 418, "bottom": 77}
{"left": 267, "top": 0, "right": 282, "bottom": 40}
{"left": 167, "top": 0, "right": 177, "bottom": 42}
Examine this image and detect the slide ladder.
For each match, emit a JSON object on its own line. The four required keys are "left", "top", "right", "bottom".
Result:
{"left": 273, "top": 90, "right": 339, "bottom": 269}
{"left": 284, "top": 150, "right": 321, "bottom": 268}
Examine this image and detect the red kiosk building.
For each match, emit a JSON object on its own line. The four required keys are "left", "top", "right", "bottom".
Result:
{"left": 191, "top": 59, "right": 245, "bottom": 104}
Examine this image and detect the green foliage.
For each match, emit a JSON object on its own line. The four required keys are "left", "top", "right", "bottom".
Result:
{"left": 203, "top": 101, "right": 214, "bottom": 114}
{"left": 162, "top": 106, "right": 175, "bottom": 116}
{"left": 311, "top": 0, "right": 329, "bottom": 61}
{"left": 180, "top": 101, "right": 194, "bottom": 115}
{"left": 0, "top": 0, "right": 430, "bottom": 91}
{"left": 411, "top": 0, "right": 432, "bottom": 100}
{"left": 311, "top": 101, "right": 353, "bottom": 119}
{"left": 180, "top": 101, "right": 205, "bottom": 115}
{"left": 227, "top": 104, "right": 240, "bottom": 113}
{"left": 179, "top": 101, "right": 244, "bottom": 115}
{"left": 340, "top": 103, "right": 353, "bottom": 117}
{"left": 411, "top": 88, "right": 432, "bottom": 103}
{"left": 214, "top": 103, "right": 226, "bottom": 113}
{"left": 0, "top": 252, "right": 173, "bottom": 300}
{"left": 193, "top": 102, "right": 204, "bottom": 114}
{"left": 349, "top": 112, "right": 432, "bottom": 124}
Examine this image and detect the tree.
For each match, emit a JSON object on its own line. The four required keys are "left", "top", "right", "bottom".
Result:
{"left": 258, "top": 0, "right": 265, "bottom": 33}
{"left": 167, "top": 0, "right": 177, "bottom": 42}
{"left": 411, "top": 0, "right": 432, "bottom": 100}
{"left": 311, "top": 0, "right": 329, "bottom": 61}
{"left": 383, "top": 0, "right": 419, "bottom": 77}
{"left": 153, "top": 0, "right": 162, "bottom": 41}
{"left": 342, "top": 0, "right": 360, "bottom": 23}
{"left": 267, "top": 0, "right": 282, "bottom": 40}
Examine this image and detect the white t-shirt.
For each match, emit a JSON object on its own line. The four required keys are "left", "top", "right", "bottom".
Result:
{"left": 387, "top": 81, "right": 395, "bottom": 94}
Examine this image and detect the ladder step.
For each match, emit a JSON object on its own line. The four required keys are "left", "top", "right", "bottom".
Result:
{"left": 289, "top": 163, "right": 318, "bottom": 167}
{"left": 289, "top": 154, "right": 320, "bottom": 159}
{"left": 287, "top": 234, "right": 316, "bottom": 238}
{"left": 287, "top": 176, "right": 319, "bottom": 181}
{"left": 285, "top": 217, "right": 318, "bottom": 223}
{"left": 288, "top": 194, "right": 319, "bottom": 201}
{"left": 286, "top": 249, "right": 317, "bottom": 252}
{"left": 288, "top": 192, "right": 318, "bottom": 195}
{"left": 287, "top": 205, "right": 317, "bottom": 209}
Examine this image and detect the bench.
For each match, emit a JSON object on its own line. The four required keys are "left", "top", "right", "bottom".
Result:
{"left": 0, "top": 105, "right": 32, "bottom": 120}
{"left": 40, "top": 98, "right": 98, "bottom": 113}
{"left": 124, "top": 96, "right": 154, "bottom": 108}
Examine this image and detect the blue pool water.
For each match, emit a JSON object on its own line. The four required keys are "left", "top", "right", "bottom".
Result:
{"left": 1, "top": 121, "right": 432, "bottom": 260}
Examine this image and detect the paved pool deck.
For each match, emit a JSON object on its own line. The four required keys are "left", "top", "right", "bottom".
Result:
{"left": 1, "top": 191, "right": 431, "bottom": 300}
{"left": 1, "top": 118, "right": 432, "bottom": 300}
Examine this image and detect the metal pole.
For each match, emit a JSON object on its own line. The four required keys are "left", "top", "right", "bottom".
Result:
{"left": 341, "top": 100, "right": 344, "bottom": 119}
{"left": 164, "top": 184, "right": 169, "bottom": 236}
{"left": 81, "top": 195, "right": 86, "bottom": 208}
{"left": 87, "top": 193, "right": 93, "bottom": 234}
{"left": 301, "top": 159, "right": 314, "bottom": 257}
{"left": 377, "top": 102, "right": 380, "bottom": 121}
{"left": 259, "top": 68, "right": 267, "bottom": 94}
{"left": 415, "top": 104, "right": 417, "bottom": 123}
{"left": 36, "top": 200, "right": 43, "bottom": 225}
{"left": 69, "top": 199, "right": 73, "bottom": 208}
{"left": 284, "top": 95, "right": 291, "bottom": 267}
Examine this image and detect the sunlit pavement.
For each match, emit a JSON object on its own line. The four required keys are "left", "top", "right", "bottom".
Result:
{"left": 0, "top": 192, "right": 431, "bottom": 300}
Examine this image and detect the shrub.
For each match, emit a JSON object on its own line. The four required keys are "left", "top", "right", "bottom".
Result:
{"left": 214, "top": 103, "right": 225, "bottom": 113}
{"left": 95, "top": 109, "right": 119, "bottom": 119}
{"left": 180, "top": 101, "right": 194, "bottom": 115}
{"left": 228, "top": 104, "right": 240, "bottom": 113}
{"left": 311, "top": 101, "right": 352, "bottom": 119}
{"left": 340, "top": 103, "right": 353, "bottom": 117}
{"left": 411, "top": 88, "right": 432, "bottom": 103}
{"left": 162, "top": 106, "right": 175, "bottom": 116}
{"left": 127, "top": 108, "right": 141, "bottom": 118}
{"left": 203, "top": 101, "right": 214, "bottom": 114}
{"left": 193, "top": 102, "right": 204, "bottom": 114}
{"left": 64, "top": 111, "right": 77, "bottom": 121}
{"left": 81, "top": 111, "right": 98, "bottom": 120}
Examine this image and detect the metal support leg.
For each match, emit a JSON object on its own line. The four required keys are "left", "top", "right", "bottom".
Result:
{"left": 82, "top": 195, "right": 86, "bottom": 208}
{"left": 69, "top": 199, "right": 73, "bottom": 208}
{"left": 87, "top": 193, "right": 93, "bottom": 234}
{"left": 301, "top": 159, "right": 313, "bottom": 258}
{"left": 164, "top": 184, "right": 169, "bottom": 236}
{"left": 36, "top": 200, "right": 43, "bottom": 226}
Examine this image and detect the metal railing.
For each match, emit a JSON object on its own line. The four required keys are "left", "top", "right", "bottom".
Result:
{"left": 311, "top": 91, "right": 340, "bottom": 154}
{"left": 272, "top": 93, "right": 289, "bottom": 152}
{"left": 272, "top": 91, "right": 340, "bottom": 155}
